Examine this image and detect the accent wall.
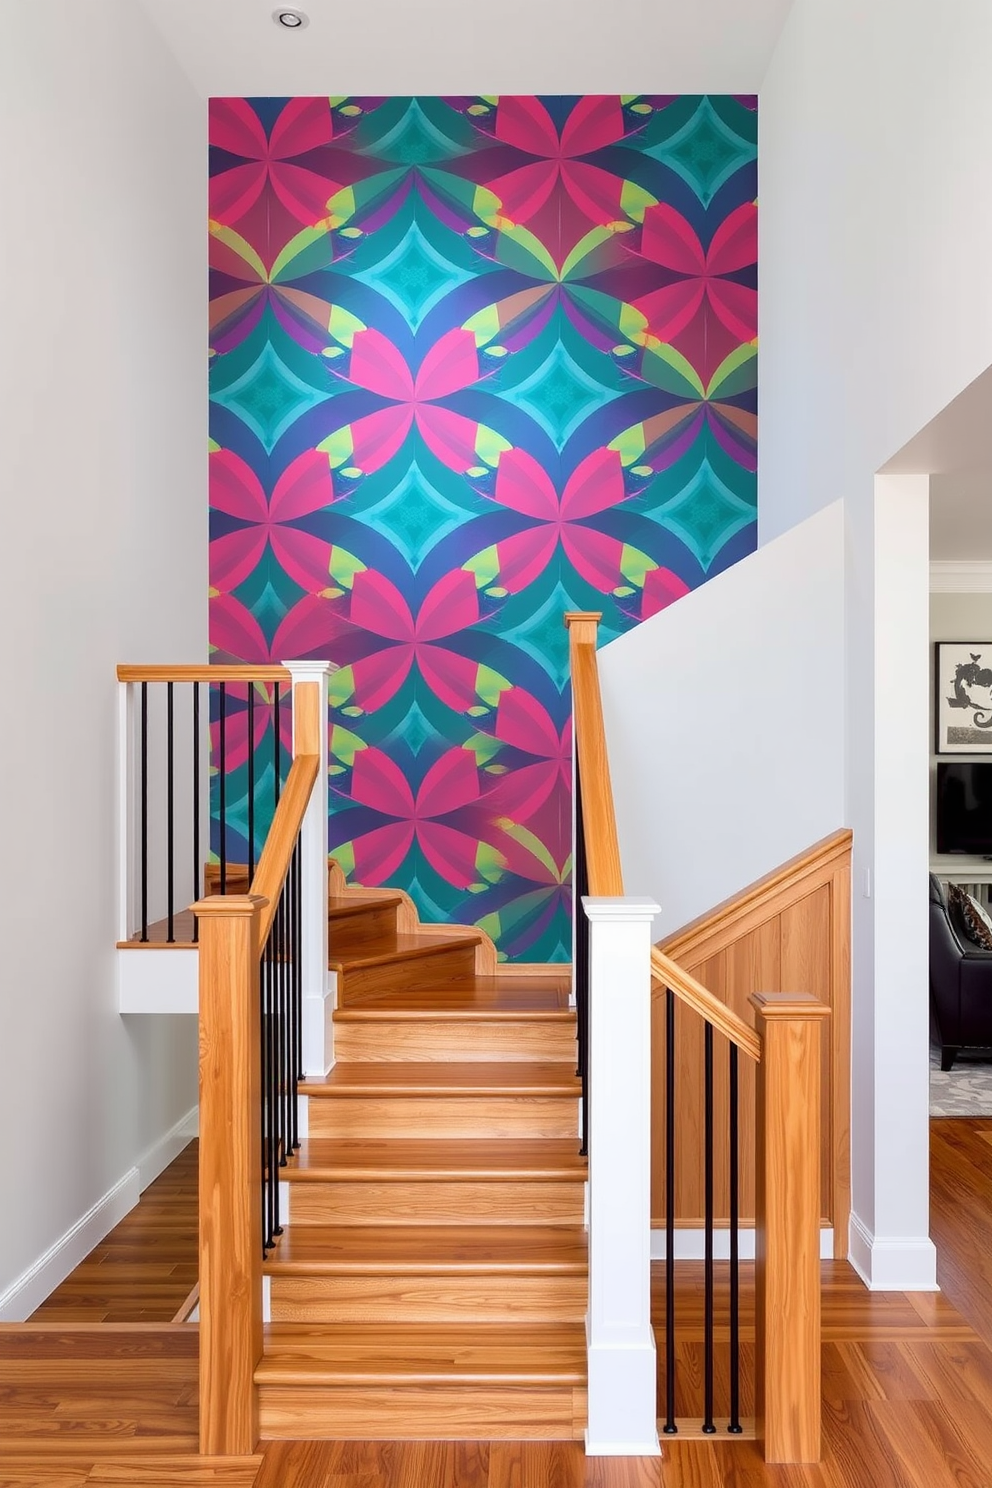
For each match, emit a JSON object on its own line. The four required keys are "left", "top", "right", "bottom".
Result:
{"left": 208, "top": 94, "right": 757, "bottom": 961}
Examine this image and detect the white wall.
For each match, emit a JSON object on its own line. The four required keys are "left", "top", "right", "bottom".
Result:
{"left": 759, "top": 0, "right": 992, "bottom": 1286}
{"left": 0, "top": 0, "right": 206, "bottom": 1315}
{"left": 599, "top": 501, "right": 845, "bottom": 939}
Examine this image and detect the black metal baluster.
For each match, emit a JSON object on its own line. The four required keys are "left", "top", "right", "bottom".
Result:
{"left": 140, "top": 682, "right": 148, "bottom": 942}
{"left": 219, "top": 682, "right": 228, "bottom": 894}
{"left": 273, "top": 683, "right": 282, "bottom": 810}
{"left": 192, "top": 683, "right": 200, "bottom": 943}
{"left": 664, "top": 985, "right": 677, "bottom": 1434}
{"left": 268, "top": 921, "right": 280, "bottom": 1244}
{"left": 728, "top": 1043, "right": 742, "bottom": 1434}
{"left": 247, "top": 685, "right": 256, "bottom": 884}
{"left": 166, "top": 681, "right": 174, "bottom": 943}
{"left": 703, "top": 1023, "right": 716, "bottom": 1433}
{"left": 278, "top": 884, "right": 288, "bottom": 1182}
{"left": 291, "top": 840, "right": 302, "bottom": 1150}
{"left": 260, "top": 944, "right": 271, "bottom": 1252}
{"left": 574, "top": 757, "right": 589, "bottom": 1156}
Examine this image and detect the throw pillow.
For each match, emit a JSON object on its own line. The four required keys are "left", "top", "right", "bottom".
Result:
{"left": 949, "top": 883, "right": 992, "bottom": 951}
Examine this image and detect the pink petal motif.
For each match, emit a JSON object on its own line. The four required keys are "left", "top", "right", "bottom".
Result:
{"left": 272, "top": 593, "right": 341, "bottom": 659}
{"left": 494, "top": 687, "right": 561, "bottom": 758}
{"left": 209, "top": 98, "right": 267, "bottom": 160}
{"left": 560, "top": 446, "right": 625, "bottom": 521}
{"left": 560, "top": 95, "right": 625, "bottom": 157}
{"left": 349, "top": 328, "right": 415, "bottom": 400}
{"left": 270, "top": 449, "right": 336, "bottom": 522}
{"left": 560, "top": 161, "right": 628, "bottom": 230}
{"left": 641, "top": 566, "right": 690, "bottom": 619}
{"left": 269, "top": 97, "right": 335, "bottom": 159}
{"left": 485, "top": 815, "right": 560, "bottom": 885}
{"left": 269, "top": 526, "right": 334, "bottom": 594}
{"left": 415, "top": 406, "right": 481, "bottom": 475}
{"left": 351, "top": 646, "right": 414, "bottom": 712}
{"left": 269, "top": 161, "right": 339, "bottom": 226}
{"left": 418, "top": 647, "right": 490, "bottom": 714}
{"left": 351, "top": 746, "right": 416, "bottom": 816}
{"left": 494, "top": 96, "right": 559, "bottom": 156}
{"left": 209, "top": 163, "right": 267, "bottom": 226}
{"left": 350, "top": 570, "right": 415, "bottom": 642}
{"left": 561, "top": 525, "right": 626, "bottom": 593}
{"left": 211, "top": 529, "right": 268, "bottom": 594}
{"left": 417, "top": 821, "right": 485, "bottom": 890}
{"left": 417, "top": 748, "right": 481, "bottom": 818}
{"left": 641, "top": 202, "right": 706, "bottom": 275}
{"left": 349, "top": 405, "right": 415, "bottom": 473}
{"left": 485, "top": 527, "right": 560, "bottom": 594}
{"left": 493, "top": 448, "right": 559, "bottom": 520}
{"left": 209, "top": 230, "right": 264, "bottom": 284}
{"left": 349, "top": 821, "right": 416, "bottom": 886}
{"left": 416, "top": 570, "right": 480, "bottom": 642}
{"left": 634, "top": 280, "right": 706, "bottom": 344}
{"left": 482, "top": 760, "right": 559, "bottom": 822}
{"left": 208, "top": 686, "right": 272, "bottom": 773}
{"left": 706, "top": 202, "right": 757, "bottom": 277}
{"left": 210, "top": 449, "right": 268, "bottom": 521}
{"left": 414, "top": 329, "right": 480, "bottom": 401}
{"left": 210, "top": 594, "right": 270, "bottom": 663}
{"left": 486, "top": 161, "right": 558, "bottom": 226}
{"left": 706, "top": 279, "right": 757, "bottom": 343}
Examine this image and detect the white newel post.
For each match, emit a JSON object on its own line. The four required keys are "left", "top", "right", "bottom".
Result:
{"left": 583, "top": 896, "right": 661, "bottom": 1457}
{"left": 283, "top": 660, "right": 333, "bottom": 1077}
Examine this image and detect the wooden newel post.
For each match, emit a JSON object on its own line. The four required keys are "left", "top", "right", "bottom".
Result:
{"left": 192, "top": 892, "right": 267, "bottom": 1457}
{"left": 750, "top": 991, "right": 831, "bottom": 1465}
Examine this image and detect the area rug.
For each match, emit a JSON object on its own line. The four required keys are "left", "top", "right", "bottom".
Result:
{"left": 930, "top": 1043, "right": 992, "bottom": 1116}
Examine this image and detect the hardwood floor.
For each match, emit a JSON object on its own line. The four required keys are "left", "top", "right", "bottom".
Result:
{"left": 5, "top": 1122, "right": 992, "bottom": 1484}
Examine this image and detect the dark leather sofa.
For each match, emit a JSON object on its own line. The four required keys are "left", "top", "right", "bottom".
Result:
{"left": 930, "top": 873, "right": 992, "bottom": 1071}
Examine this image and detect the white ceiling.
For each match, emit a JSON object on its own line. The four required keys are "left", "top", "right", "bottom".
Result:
{"left": 138, "top": 0, "right": 794, "bottom": 98}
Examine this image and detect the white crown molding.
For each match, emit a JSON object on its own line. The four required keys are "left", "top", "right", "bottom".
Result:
{"left": 930, "top": 561, "right": 992, "bottom": 593}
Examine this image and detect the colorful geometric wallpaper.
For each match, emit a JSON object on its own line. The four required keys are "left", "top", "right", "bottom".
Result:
{"left": 208, "top": 95, "right": 757, "bottom": 962}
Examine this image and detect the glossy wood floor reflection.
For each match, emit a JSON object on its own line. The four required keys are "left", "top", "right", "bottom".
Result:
{"left": 29, "top": 1141, "right": 199, "bottom": 1323}
{"left": 8, "top": 1123, "right": 992, "bottom": 1485}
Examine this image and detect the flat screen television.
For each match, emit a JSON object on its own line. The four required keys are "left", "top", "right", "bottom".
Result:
{"left": 936, "top": 761, "right": 992, "bottom": 855}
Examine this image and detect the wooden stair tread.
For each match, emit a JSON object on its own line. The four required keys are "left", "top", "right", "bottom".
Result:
{"left": 308, "top": 1062, "right": 581, "bottom": 1096}
{"left": 285, "top": 1137, "right": 587, "bottom": 1181}
{"left": 263, "top": 1225, "right": 588, "bottom": 1274}
{"left": 328, "top": 892, "right": 404, "bottom": 919}
{"left": 256, "top": 1321, "right": 585, "bottom": 1384}
{"left": 333, "top": 982, "right": 573, "bottom": 1017}
{"left": 329, "top": 932, "right": 480, "bottom": 971}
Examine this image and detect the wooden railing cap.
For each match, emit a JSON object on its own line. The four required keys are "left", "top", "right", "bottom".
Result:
{"left": 750, "top": 991, "right": 831, "bottom": 1020}
{"left": 564, "top": 611, "right": 603, "bottom": 627}
{"left": 191, "top": 894, "right": 268, "bottom": 918}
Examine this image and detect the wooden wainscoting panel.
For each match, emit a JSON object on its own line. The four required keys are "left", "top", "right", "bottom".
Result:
{"left": 653, "top": 831, "right": 851, "bottom": 1254}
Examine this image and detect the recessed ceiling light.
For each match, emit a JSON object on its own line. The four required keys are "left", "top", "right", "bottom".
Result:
{"left": 273, "top": 8, "right": 309, "bottom": 27}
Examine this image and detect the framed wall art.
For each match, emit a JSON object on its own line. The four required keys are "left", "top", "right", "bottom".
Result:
{"left": 936, "top": 642, "right": 992, "bottom": 753}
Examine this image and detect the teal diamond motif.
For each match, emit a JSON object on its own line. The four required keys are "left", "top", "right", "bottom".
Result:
{"left": 658, "top": 459, "right": 755, "bottom": 571}
{"left": 353, "top": 221, "right": 474, "bottom": 333}
{"left": 360, "top": 460, "right": 474, "bottom": 571}
{"left": 506, "top": 341, "right": 624, "bottom": 452}
{"left": 395, "top": 699, "right": 436, "bottom": 757}
{"left": 212, "top": 342, "right": 330, "bottom": 454}
{"left": 508, "top": 581, "right": 576, "bottom": 689}
{"left": 653, "top": 97, "right": 756, "bottom": 208}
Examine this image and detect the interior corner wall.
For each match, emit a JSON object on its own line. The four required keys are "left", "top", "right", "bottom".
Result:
{"left": 599, "top": 500, "right": 845, "bottom": 940}
{"left": 0, "top": 1, "right": 206, "bottom": 1314}
{"left": 759, "top": 0, "right": 992, "bottom": 1286}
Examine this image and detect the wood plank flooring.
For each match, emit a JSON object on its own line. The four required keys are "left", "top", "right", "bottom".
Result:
{"left": 8, "top": 1122, "right": 992, "bottom": 1483}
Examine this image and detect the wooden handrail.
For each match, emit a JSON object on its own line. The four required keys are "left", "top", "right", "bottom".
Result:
{"left": 117, "top": 664, "right": 292, "bottom": 682}
{"left": 651, "top": 947, "right": 763, "bottom": 1062}
{"left": 250, "top": 753, "right": 319, "bottom": 947}
{"left": 565, "top": 613, "right": 624, "bottom": 896}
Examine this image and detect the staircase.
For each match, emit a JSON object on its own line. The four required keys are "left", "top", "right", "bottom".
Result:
{"left": 253, "top": 869, "right": 589, "bottom": 1440}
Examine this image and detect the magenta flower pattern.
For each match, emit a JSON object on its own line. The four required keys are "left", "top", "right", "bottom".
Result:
{"left": 209, "top": 95, "right": 757, "bottom": 961}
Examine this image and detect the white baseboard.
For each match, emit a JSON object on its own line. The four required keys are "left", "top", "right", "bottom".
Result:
{"left": 848, "top": 1212, "right": 939, "bottom": 1291}
{"left": 650, "top": 1226, "right": 834, "bottom": 1261}
{"left": 138, "top": 1104, "right": 198, "bottom": 1191}
{"left": 0, "top": 1104, "right": 198, "bottom": 1323}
